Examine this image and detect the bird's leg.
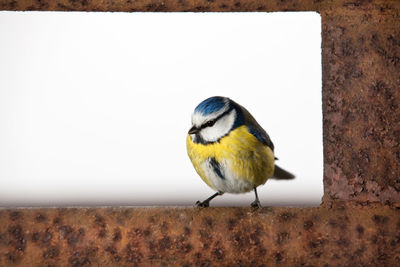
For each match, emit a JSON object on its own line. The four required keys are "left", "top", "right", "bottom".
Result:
{"left": 251, "top": 187, "right": 261, "bottom": 208}
{"left": 196, "top": 192, "right": 223, "bottom": 207}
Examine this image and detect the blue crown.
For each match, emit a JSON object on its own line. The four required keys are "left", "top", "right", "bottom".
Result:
{"left": 194, "top": 96, "right": 228, "bottom": 116}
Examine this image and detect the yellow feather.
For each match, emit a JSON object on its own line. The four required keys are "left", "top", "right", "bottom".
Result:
{"left": 186, "top": 125, "right": 275, "bottom": 192}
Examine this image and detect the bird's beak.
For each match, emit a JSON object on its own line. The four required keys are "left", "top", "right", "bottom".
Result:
{"left": 188, "top": 125, "right": 199, "bottom": 134}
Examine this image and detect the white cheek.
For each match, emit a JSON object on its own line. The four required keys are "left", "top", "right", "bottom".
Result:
{"left": 200, "top": 122, "right": 228, "bottom": 142}
{"left": 200, "top": 110, "right": 236, "bottom": 142}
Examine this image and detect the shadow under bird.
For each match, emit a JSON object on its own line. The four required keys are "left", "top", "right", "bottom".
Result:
{"left": 186, "top": 96, "right": 295, "bottom": 207}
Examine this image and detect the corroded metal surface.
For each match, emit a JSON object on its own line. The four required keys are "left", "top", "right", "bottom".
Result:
{"left": 0, "top": 0, "right": 399, "bottom": 204}
{"left": 0, "top": 0, "right": 343, "bottom": 12}
{"left": 321, "top": 1, "right": 400, "bottom": 205}
{"left": 0, "top": 204, "right": 399, "bottom": 266}
{"left": 0, "top": 0, "right": 397, "bottom": 12}
{"left": 0, "top": 0, "right": 400, "bottom": 266}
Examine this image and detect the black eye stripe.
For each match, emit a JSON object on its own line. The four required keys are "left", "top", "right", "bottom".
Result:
{"left": 200, "top": 107, "right": 233, "bottom": 129}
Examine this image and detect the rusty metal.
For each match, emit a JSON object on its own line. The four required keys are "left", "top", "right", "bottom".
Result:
{"left": 0, "top": 0, "right": 400, "bottom": 265}
{"left": 0, "top": 0, "right": 398, "bottom": 205}
{"left": 0, "top": 203, "right": 399, "bottom": 266}
{"left": 321, "top": 1, "right": 400, "bottom": 205}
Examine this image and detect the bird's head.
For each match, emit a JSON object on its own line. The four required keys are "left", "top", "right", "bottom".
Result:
{"left": 189, "top": 96, "right": 243, "bottom": 144}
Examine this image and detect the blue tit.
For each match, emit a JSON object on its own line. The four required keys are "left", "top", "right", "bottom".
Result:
{"left": 186, "top": 96, "right": 294, "bottom": 207}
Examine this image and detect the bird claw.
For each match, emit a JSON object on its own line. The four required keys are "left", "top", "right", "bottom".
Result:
{"left": 196, "top": 200, "right": 209, "bottom": 207}
{"left": 251, "top": 200, "right": 261, "bottom": 208}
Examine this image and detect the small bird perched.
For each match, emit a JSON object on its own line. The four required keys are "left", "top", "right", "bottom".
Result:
{"left": 186, "top": 96, "right": 294, "bottom": 207}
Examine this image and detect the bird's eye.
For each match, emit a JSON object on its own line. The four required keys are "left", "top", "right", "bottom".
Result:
{"left": 205, "top": 120, "right": 215, "bottom": 127}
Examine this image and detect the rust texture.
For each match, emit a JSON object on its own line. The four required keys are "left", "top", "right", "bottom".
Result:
{"left": 321, "top": 1, "right": 400, "bottom": 205}
{"left": 0, "top": 0, "right": 400, "bottom": 266}
{"left": 0, "top": 0, "right": 398, "bottom": 204}
{"left": 0, "top": 204, "right": 399, "bottom": 266}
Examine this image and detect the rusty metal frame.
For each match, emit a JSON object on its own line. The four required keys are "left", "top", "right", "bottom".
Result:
{"left": 0, "top": 0, "right": 399, "bottom": 266}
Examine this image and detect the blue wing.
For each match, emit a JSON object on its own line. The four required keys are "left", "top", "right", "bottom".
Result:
{"left": 248, "top": 125, "right": 274, "bottom": 151}
{"left": 235, "top": 103, "right": 274, "bottom": 151}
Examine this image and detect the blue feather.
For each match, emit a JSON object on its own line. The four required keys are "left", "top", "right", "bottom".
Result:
{"left": 248, "top": 125, "right": 274, "bottom": 151}
{"left": 194, "top": 96, "right": 226, "bottom": 116}
{"left": 231, "top": 102, "right": 244, "bottom": 130}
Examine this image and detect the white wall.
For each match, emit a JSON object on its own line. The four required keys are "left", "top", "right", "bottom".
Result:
{"left": 0, "top": 12, "right": 322, "bottom": 207}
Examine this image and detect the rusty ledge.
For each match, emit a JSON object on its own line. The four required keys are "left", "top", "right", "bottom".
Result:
{"left": 0, "top": 203, "right": 399, "bottom": 266}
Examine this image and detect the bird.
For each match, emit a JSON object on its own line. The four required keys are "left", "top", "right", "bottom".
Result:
{"left": 186, "top": 96, "right": 294, "bottom": 207}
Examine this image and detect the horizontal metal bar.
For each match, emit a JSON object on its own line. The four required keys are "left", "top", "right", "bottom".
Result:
{"left": 0, "top": 0, "right": 397, "bottom": 12}
{"left": 0, "top": 203, "right": 399, "bottom": 266}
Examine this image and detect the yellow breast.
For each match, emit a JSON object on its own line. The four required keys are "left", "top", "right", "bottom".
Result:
{"left": 186, "top": 125, "right": 275, "bottom": 192}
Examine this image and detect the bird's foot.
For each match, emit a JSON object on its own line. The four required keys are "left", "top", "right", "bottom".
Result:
{"left": 196, "top": 200, "right": 210, "bottom": 207}
{"left": 250, "top": 200, "right": 261, "bottom": 208}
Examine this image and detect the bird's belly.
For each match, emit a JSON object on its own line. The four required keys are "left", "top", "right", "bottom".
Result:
{"left": 187, "top": 126, "right": 275, "bottom": 194}
{"left": 201, "top": 158, "right": 254, "bottom": 193}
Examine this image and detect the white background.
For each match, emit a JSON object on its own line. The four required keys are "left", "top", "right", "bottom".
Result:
{"left": 0, "top": 12, "right": 322, "bottom": 207}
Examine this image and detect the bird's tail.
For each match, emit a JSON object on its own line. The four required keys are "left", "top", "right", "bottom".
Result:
{"left": 272, "top": 165, "right": 295, "bottom": 180}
